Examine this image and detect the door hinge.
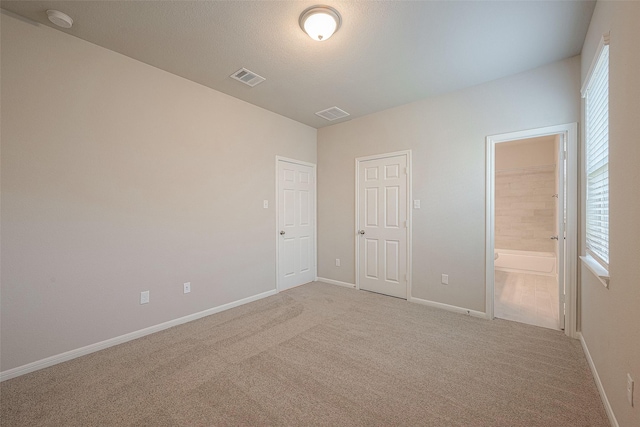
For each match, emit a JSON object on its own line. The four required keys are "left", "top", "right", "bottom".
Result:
{"left": 404, "top": 220, "right": 407, "bottom": 228}
{"left": 563, "top": 151, "right": 567, "bottom": 160}
{"left": 560, "top": 293, "right": 565, "bottom": 303}
{"left": 404, "top": 274, "right": 408, "bottom": 282}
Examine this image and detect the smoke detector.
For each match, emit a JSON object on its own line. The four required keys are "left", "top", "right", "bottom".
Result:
{"left": 230, "top": 68, "right": 266, "bottom": 87}
{"left": 315, "top": 106, "right": 350, "bottom": 121}
{"left": 46, "top": 10, "right": 73, "bottom": 29}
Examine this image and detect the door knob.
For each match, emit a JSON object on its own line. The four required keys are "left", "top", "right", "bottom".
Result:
{"left": 550, "top": 236, "right": 559, "bottom": 240}
{"left": 358, "top": 230, "right": 365, "bottom": 235}
{"left": 280, "top": 230, "right": 285, "bottom": 235}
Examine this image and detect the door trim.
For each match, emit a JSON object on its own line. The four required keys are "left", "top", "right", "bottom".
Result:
{"left": 355, "top": 150, "right": 412, "bottom": 299}
{"left": 275, "top": 156, "right": 317, "bottom": 292}
{"left": 485, "top": 124, "right": 578, "bottom": 338}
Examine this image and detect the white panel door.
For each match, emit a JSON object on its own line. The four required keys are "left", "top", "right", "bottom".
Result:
{"left": 357, "top": 154, "right": 408, "bottom": 299}
{"left": 278, "top": 159, "right": 316, "bottom": 291}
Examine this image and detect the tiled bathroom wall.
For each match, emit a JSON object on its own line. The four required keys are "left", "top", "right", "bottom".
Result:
{"left": 495, "top": 165, "right": 557, "bottom": 252}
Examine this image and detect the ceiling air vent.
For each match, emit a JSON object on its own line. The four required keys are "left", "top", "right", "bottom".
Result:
{"left": 230, "top": 68, "right": 266, "bottom": 87}
{"left": 315, "top": 106, "right": 350, "bottom": 121}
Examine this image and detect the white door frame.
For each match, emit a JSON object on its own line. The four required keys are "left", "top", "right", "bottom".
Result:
{"left": 355, "top": 150, "right": 413, "bottom": 298}
{"left": 485, "top": 123, "right": 578, "bottom": 338}
{"left": 275, "top": 156, "right": 317, "bottom": 292}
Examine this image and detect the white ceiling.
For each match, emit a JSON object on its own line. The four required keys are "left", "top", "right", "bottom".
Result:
{"left": 1, "top": 1, "right": 596, "bottom": 128}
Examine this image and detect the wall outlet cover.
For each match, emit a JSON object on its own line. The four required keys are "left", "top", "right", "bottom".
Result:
{"left": 441, "top": 274, "right": 449, "bottom": 285}
{"left": 140, "top": 291, "right": 150, "bottom": 304}
{"left": 183, "top": 282, "right": 191, "bottom": 294}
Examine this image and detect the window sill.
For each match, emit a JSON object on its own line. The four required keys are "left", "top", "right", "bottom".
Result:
{"left": 580, "top": 255, "right": 610, "bottom": 288}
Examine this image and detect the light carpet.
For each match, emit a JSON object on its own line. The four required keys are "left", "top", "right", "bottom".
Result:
{"left": 0, "top": 282, "right": 609, "bottom": 426}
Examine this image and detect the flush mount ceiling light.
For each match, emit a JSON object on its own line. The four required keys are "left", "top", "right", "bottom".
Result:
{"left": 46, "top": 10, "right": 73, "bottom": 28}
{"left": 299, "top": 5, "right": 342, "bottom": 41}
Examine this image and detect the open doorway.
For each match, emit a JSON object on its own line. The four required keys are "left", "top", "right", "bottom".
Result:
{"left": 494, "top": 135, "right": 562, "bottom": 329}
{"left": 486, "top": 124, "right": 578, "bottom": 337}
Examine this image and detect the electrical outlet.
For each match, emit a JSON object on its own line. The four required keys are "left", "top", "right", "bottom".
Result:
{"left": 263, "top": 200, "right": 268, "bottom": 208}
{"left": 140, "top": 291, "right": 150, "bottom": 305}
{"left": 183, "top": 282, "right": 191, "bottom": 294}
{"left": 414, "top": 199, "right": 421, "bottom": 209}
{"left": 335, "top": 258, "right": 341, "bottom": 267}
{"left": 628, "top": 373, "right": 634, "bottom": 406}
{"left": 441, "top": 274, "right": 449, "bottom": 285}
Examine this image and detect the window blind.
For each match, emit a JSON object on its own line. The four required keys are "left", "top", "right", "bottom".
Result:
{"left": 585, "top": 45, "right": 609, "bottom": 265}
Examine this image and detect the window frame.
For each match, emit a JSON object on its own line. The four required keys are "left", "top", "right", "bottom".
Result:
{"left": 580, "top": 33, "right": 610, "bottom": 285}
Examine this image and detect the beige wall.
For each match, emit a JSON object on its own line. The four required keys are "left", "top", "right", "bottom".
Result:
{"left": 0, "top": 14, "right": 316, "bottom": 371}
{"left": 318, "top": 56, "right": 580, "bottom": 311}
{"left": 495, "top": 137, "right": 557, "bottom": 253}
{"left": 579, "top": 2, "right": 640, "bottom": 426}
{"left": 495, "top": 136, "right": 556, "bottom": 170}
{"left": 495, "top": 166, "right": 556, "bottom": 253}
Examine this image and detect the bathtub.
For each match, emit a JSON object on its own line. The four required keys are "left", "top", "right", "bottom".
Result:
{"left": 494, "top": 249, "right": 556, "bottom": 276}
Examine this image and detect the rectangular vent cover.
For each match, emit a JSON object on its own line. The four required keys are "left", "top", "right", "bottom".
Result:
{"left": 315, "top": 106, "right": 350, "bottom": 121}
{"left": 230, "top": 68, "right": 266, "bottom": 87}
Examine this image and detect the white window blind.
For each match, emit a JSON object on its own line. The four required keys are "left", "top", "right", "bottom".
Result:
{"left": 584, "top": 43, "right": 609, "bottom": 265}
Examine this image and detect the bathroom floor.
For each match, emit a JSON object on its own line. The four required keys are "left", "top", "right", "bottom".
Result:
{"left": 494, "top": 270, "right": 560, "bottom": 330}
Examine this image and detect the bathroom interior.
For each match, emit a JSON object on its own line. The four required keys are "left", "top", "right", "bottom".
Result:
{"left": 494, "top": 135, "right": 564, "bottom": 330}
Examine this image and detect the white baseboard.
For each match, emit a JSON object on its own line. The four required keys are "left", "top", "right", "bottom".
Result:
{"left": 316, "top": 277, "right": 356, "bottom": 289}
{"left": 409, "top": 296, "right": 488, "bottom": 319}
{"left": 578, "top": 332, "right": 619, "bottom": 427}
{"left": 0, "top": 288, "right": 278, "bottom": 382}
